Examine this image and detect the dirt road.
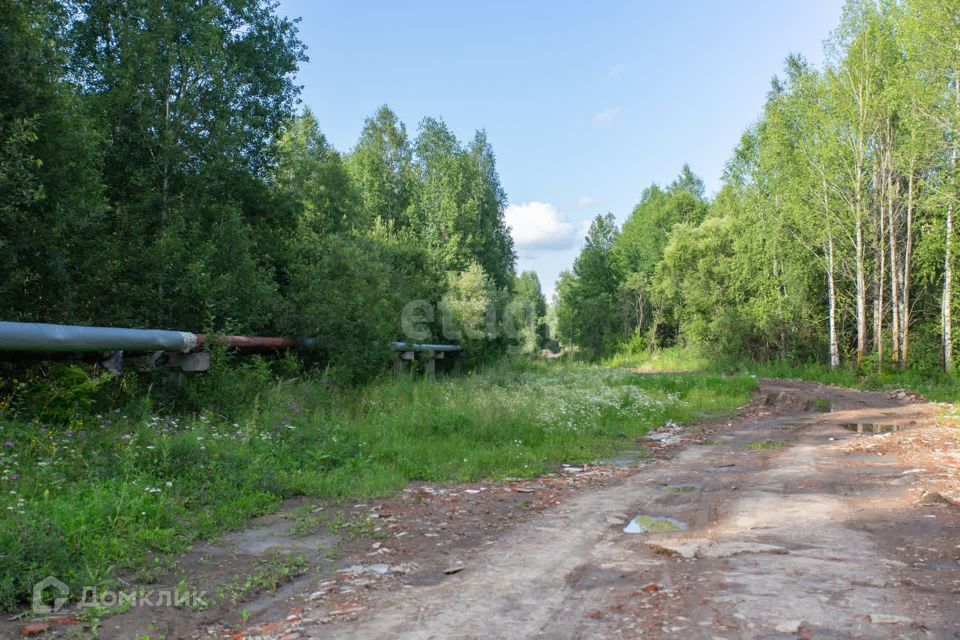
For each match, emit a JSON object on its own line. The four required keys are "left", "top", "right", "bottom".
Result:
{"left": 14, "top": 379, "right": 959, "bottom": 639}
{"left": 288, "top": 379, "right": 960, "bottom": 639}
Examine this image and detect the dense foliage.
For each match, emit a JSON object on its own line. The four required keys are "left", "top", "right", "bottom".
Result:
{"left": 557, "top": 0, "right": 960, "bottom": 374}
{"left": 0, "top": 0, "right": 546, "bottom": 380}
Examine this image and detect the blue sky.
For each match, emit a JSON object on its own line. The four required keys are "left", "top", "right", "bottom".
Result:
{"left": 277, "top": 0, "right": 844, "bottom": 298}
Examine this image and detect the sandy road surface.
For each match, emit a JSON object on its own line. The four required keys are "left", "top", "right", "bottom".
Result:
{"left": 303, "top": 379, "right": 959, "bottom": 639}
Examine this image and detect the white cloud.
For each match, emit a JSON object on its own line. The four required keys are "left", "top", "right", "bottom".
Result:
{"left": 607, "top": 63, "right": 625, "bottom": 79}
{"left": 504, "top": 201, "right": 577, "bottom": 251}
{"left": 575, "top": 195, "right": 598, "bottom": 209}
{"left": 592, "top": 107, "right": 622, "bottom": 127}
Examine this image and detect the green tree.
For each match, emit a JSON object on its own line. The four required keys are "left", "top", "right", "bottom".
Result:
{"left": 347, "top": 105, "right": 419, "bottom": 230}
{"left": 900, "top": 0, "right": 960, "bottom": 371}
{"left": 275, "top": 109, "right": 359, "bottom": 235}
{"left": 415, "top": 118, "right": 516, "bottom": 288}
{"left": 282, "top": 232, "right": 395, "bottom": 383}
{"left": 670, "top": 163, "right": 706, "bottom": 199}
{"left": 611, "top": 166, "right": 709, "bottom": 344}
{"left": 441, "top": 262, "right": 505, "bottom": 365}
{"left": 466, "top": 130, "right": 516, "bottom": 289}
{"left": 509, "top": 271, "right": 548, "bottom": 353}
{"left": 556, "top": 214, "right": 622, "bottom": 358}
{"left": 0, "top": 0, "right": 109, "bottom": 323}
{"left": 66, "top": 0, "right": 306, "bottom": 329}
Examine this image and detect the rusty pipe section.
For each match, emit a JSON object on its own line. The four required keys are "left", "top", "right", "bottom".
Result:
{"left": 0, "top": 321, "right": 461, "bottom": 353}
{"left": 194, "top": 334, "right": 298, "bottom": 350}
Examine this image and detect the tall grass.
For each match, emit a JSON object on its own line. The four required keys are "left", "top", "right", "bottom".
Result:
{"left": 0, "top": 359, "right": 754, "bottom": 610}
{"left": 606, "top": 344, "right": 713, "bottom": 372}
{"left": 614, "top": 344, "right": 960, "bottom": 403}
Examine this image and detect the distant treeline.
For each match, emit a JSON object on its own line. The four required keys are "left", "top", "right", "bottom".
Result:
{"left": 0, "top": 0, "right": 547, "bottom": 380}
{"left": 557, "top": 0, "right": 960, "bottom": 373}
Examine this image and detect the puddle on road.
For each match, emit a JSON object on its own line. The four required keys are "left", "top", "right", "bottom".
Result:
{"left": 841, "top": 423, "right": 901, "bottom": 434}
{"left": 605, "top": 449, "right": 647, "bottom": 468}
{"left": 214, "top": 517, "right": 337, "bottom": 556}
{"left": 663, "top": 484, "right": 699, "bottom": 493}
{"left": 623, "top": 515, "right": 687, "bottom": 534}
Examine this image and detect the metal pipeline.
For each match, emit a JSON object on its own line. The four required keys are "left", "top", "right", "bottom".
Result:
{"left": 0, "top": 321, "right": 198, "bottom": 353}
{"left": 195, "top": 334, "right": 298, "bottom": 351}
{"left": 0, "top": 321, "right": 461, "bottom": 354}
{"left": 391, "top": 341, "right": 462, "bottom": 352}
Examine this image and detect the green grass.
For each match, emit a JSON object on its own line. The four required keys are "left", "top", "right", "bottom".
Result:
{"left": 809, "top": 398, "right": 833, "bottom": 412}
{"left": 745, "top": 440, "right": 788, "bottom": 450}
{"left": 215, "top": 554, "right": 308, "bottom": 606}
{"left": 614, "top": 344, "right": 960, "bottom": 403}
{"left": 744, "top": 360, "right": 960, "bottom": 402}
{"left": 606, "top": 344, "right": 713, "bottom": 372}
{"left": 0, "top": 359, "right": 755, "bottom": 610}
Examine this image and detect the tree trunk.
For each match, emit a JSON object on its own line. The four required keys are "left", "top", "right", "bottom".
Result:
{"left": 945, "top": 76, "right": 960, "bottom": 372}
{"left": 875, "top": 192, "right": 885, "bottom": 371}
{"left": 944, "top": 174, "right": 954, "bottom": 372}
{"left": 636, "top": 292, "right": 644, "bottom": 336}
{"left": 883, "top": 129, "right": 901, "bottom": 369}
{"left": 902, "top": 168, "right": 914, "bottom": 369}
{"left": 648, "top": 303, "right": 662, "bottom": 355}
{"left": 773, "top": 256, "right": 787, "bottom": 362}
{"left": 888, "top": 171, "right": 900, "bottom": 368}
{"left": 855, "top": 214, "right": 866, "bottom": 368}
{"left": 822, "top": 179, "right": 839, "bottom": 369}
{"left": 161, "top": 50, "right": 173, "bottom": 233}
{"left": 827, "top": 232, "right": 839, "bottom": 369}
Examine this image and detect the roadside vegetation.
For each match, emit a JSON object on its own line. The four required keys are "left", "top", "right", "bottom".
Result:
{"left": 555, "top": 1, "right": 960, "bottom": 398}
{"left": 613, "top": 344, "right": 960, "bottom": 403}
{"left": 0, "top": 358, "right": 754, "bottom": 610}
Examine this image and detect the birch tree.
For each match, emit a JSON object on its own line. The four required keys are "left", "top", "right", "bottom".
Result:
{"left": 901, "top": 0, "right": 960, "bottom": 371}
